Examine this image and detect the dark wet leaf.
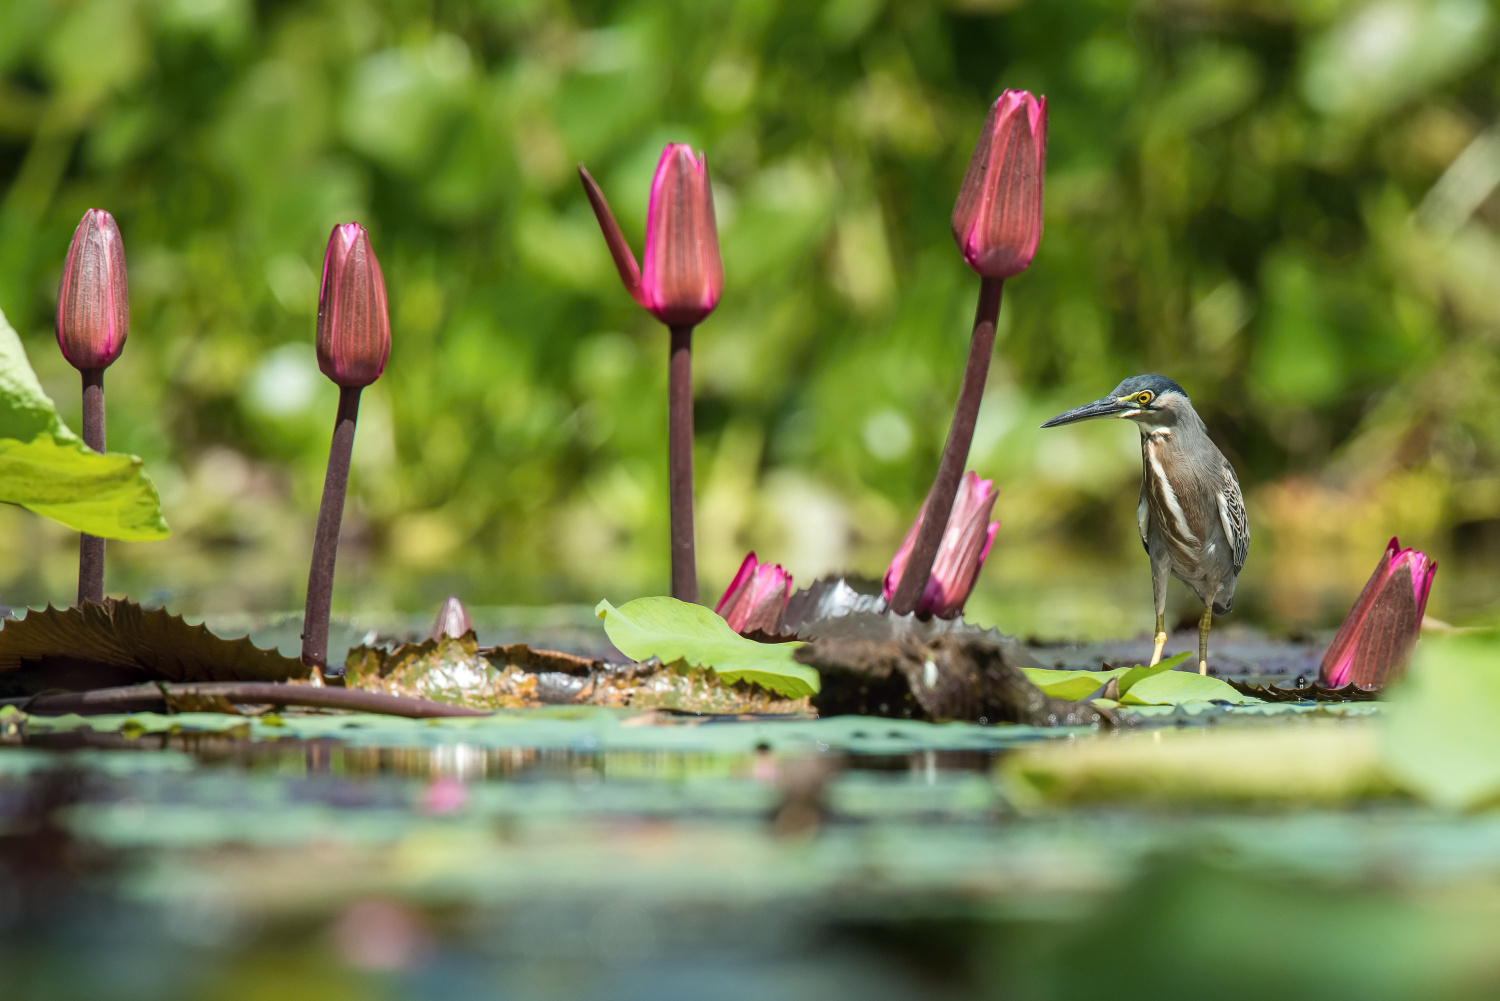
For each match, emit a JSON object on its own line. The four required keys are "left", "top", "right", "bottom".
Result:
{"left": 0, "top": 599, "right": 307, "bottom": 695}
{"left": 1227, "top": 680, "right": 1379, "bottom": 703}
{"left": 782, "top": 577, "right": 887, "bottom": 632}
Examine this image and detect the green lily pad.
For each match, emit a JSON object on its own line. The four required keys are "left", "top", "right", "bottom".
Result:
{"left": 595, "top": 596, "right": 820, "bottom": 698}
{"left": 1120, "top": 667, "right": 1262, "bottom": 706}
{"left": 0, "top": 309, "right": 168, "bottom": 540}
{"left": 1023, "top": 654, "right": 1258, "bottom": 706}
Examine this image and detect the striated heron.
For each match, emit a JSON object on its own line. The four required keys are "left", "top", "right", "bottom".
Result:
{"left": 1041, "top": 375, "right": 1248, "bottom": 675}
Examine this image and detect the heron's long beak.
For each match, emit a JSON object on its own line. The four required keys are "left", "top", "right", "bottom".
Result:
{"left": 1039, "top": 397, "right": 1131, "bottom": 428}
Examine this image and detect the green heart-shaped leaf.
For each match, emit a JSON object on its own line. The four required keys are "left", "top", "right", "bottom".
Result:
{"left": 0, "top": 310, "right": 167, "bottom": 540}
{"left": 595, "top": 596, "right": 819, "bottom": 699}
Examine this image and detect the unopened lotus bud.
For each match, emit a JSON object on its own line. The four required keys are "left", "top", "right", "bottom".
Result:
{"left": 315, "top": 223, "right": 390, "bottom": 388}
{"left": 580, "top": 144, "right": 723, "bottom": 327}
{"left": 951, "top": 90, "right": 1047, "bottom": 279}
{"left": 715, "top": 553, "right": 793, "bottom": 635}
{"left": 640, "top": 144, "right": 723, "bottom": 326}
{"left": 431, "top": 596, "right": 474, "bottom": 641}
{"left": 1320, "top": 538, "right": 1437, "bottom": 690}
{"left": 57, "top": 209, "right": 129, "bottom": 371}
{"left": 883, "top": 471, "right": 1000, "bottom": 619}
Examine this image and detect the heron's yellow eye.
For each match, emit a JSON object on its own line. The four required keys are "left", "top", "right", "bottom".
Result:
{"left": 1136, "top": 391, "right": 1153, "bottom": 406}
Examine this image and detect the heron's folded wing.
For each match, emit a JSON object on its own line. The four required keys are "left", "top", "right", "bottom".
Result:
{"left": 1217, "top": 462, "right": 1249, "bottom": 574}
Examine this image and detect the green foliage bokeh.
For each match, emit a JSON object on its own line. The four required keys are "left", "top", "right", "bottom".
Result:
{"left": 1, "top": 0, "right": 1497, "bottom": 633}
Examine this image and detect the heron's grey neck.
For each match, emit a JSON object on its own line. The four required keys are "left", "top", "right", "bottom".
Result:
{"left": 1134, "top": 405, "right": 1208, "bottom": 443}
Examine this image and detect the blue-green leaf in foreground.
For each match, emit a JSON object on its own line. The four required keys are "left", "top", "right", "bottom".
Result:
{"left": 0, "top": 310, "right": 167, "bottom": 540}
{"left": 595, "top": 596, "right": 820, "bottom": 698}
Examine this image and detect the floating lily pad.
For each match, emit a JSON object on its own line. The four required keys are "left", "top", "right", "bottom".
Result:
{"left": 347, "top": 633, "right": 549, "bottom": 709}
{"left": 595, "top": 597, "right": 819, "bottom": 698}
{"left": 347, "top": 630, "right": 812, "bottom": 713}
{"left": 1023, "top": 654, "right": 1259, "bottom": 706}
{"left": 0, "top": 599, "right": 307, "bottom": 695}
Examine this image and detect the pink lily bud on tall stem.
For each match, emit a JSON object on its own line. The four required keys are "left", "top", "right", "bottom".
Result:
{"left": 302, "top": 222, "right": 391, "bottom": 681}
{"left": 883, "top": 472, "right": 999, "bottom": 619}
{"left": 890, "top": 90, "right": 1045, "bottom": 616}
{"left": 56, "top": 208, "right": 130, "bottom": 605}
{"left": 1319, "top": 538, "right": 1437, "bottom": 690}
{"left": 580, "top": 144, "right": 723, "bottom": 602}
{"left": 716, "top": 552, "right": 793, "bottom": 635}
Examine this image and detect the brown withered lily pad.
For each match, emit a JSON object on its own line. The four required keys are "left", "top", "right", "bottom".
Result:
{"left": 346, "top": 633, "right": 810, "bottom": 714}
{"left": 0, "top": 599, "right": 308, "bottom": 696}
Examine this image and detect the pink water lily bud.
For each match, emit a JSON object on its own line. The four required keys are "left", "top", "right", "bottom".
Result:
{"left": 431, "top": 595, "right": 473, "bottom": 641}
{"left": 952, "top": 90, "right": 1047, "bottom": 279}
{"left": 56, "top": 209, "right": 129, "bottom": 371}
{"left": 579, "top": 144, "right": 723, "bottom": 326}
{"left": 883, "top": 471, "right": 999, "bottom": 619}
{"left": 316, "top": 223, "right": 390, "bottom": 388}
{"left": 1319, "top": 538, "right": 1437, "bottom": 690}
{"left": 716, "top": 552, "right": 793, "bottom": 635}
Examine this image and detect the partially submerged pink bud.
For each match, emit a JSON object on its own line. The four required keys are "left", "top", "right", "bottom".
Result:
{"left": 57, "top": 209, "right": 129, "bottom": 371}
{"left": 431, "top": 595, "right": 473, "bottom": 641}
{"left": 316, "top": 223, "right": 390, "bottom": 387}
{"left": 715, "top": 552, "right": 793, "bottom": 635}
{"left": 1319, "top": 537, "right": 1437, "bottom": 690}
{"left": 883, "top": 472, "right": 999, "bottom": 619}
{"left": 951, "top": 90, "right": 1047, "bottom": 279}
{"left": 579, "top": 144, "right": 723, "bottom": 326}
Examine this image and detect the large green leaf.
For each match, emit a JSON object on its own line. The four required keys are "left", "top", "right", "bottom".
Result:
{"left": 1022, "top": 654, "right": 1259, "bottom": 706}
{"left": 595, "top": 596, "right": 820, "bottom": 698}
{"left": 1120, "top": 667, "right": 1261, "bottom": 706}
{"left": 0, "top": 310, "right": 168, "bottom": 540}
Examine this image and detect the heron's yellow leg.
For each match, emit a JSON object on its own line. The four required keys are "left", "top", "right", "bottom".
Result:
{"left": 1149, "top": 614, "right": 1166, "bottom": 667}
{"left": 1198, "top": 607, "right": 1213, "bottom": 676}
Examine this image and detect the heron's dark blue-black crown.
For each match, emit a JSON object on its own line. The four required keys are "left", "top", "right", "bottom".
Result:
{"left": 1109, "top": 374, "right": 1186, "bottom": 399}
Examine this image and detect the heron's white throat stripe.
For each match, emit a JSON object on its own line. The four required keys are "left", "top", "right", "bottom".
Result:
{"left": 1146, "top": 443, "right": 1199, "bottom": 545}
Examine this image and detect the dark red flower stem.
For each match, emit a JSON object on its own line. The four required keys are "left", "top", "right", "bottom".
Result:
{"left": 890, "top": 276, "right": 1004, "bottom": 615}
{"left": 668, "top": 324, "right": 697, "bottom": 603}
{"left": 301, "top": 385, "right": 361, "bottom": 681}
{"left": 77, "top": 367, "right": 106, "bottom": 605}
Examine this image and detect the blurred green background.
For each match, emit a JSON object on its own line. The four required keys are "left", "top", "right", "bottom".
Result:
{"left": 0, "top": 0, "right": 1495, "bottom": 638}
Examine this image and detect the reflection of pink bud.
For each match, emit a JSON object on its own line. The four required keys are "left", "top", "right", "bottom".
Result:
{"left": 419, "top": 775, "right": 468, "bottom": 816}
{"left": 883, "top": 471, "right": 999, "bottom": 618}
{"left": 316, "top": 222, "right": 390, "bottom": 388}
{"left": 57, "top": 209, "right": 129, "bottom": 371}
{"left": 579, "top": 144, "right": 723, "bottom": 326}
{"left": 951, "top": 90, "right": 1047, "bottom": 279}
{"left": 1319, "top": 537, "right": 1437, "bottom": 690}
{"left": 715, "top": 552, "right": 793, "bottom": 635}
{"left": 332, "top": 898, "right": 429, "bottom": 971}
{"left": 430, "top": 596, "right": 473, "bottom": 641}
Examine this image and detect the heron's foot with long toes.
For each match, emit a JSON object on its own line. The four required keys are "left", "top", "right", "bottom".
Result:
{"left": 1197, "top": 607, "right": 1213, "bottom": 676}
{"left": 1149, "top": 614, "right": 1166, "bottom": 667}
